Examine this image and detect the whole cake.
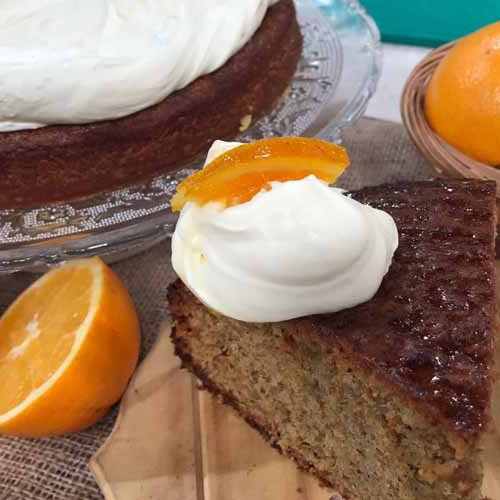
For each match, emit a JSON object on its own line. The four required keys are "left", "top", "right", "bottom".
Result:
{"left": 0, "top": 0, "right": 302, "bottom": 207}
{"left": 168, "top": 140, "right": 497, "bottom": 499}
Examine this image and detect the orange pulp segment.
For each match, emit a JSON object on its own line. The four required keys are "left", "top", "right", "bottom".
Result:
{"left": 0, "top": 257, "right": 140, "bottom": 437}
{"left": 171, "top": 137, "right": 350, "bottom": 211}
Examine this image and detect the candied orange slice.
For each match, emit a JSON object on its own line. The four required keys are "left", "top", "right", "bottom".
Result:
{"left": 171, "top": 137, "right": 350, "bottom": 211}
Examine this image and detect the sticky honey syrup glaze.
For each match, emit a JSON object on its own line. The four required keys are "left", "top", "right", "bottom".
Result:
{"left": 315, "top": 179, "right": 497, "bottom": 443}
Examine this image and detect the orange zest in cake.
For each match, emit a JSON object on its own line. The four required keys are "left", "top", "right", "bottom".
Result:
{"left": 171, "top": 137, "right": 350, "bottom": 211}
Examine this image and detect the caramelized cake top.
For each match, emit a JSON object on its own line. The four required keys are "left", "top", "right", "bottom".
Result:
{"left": 311, "top": 179, "right": 497, "bottom": 442}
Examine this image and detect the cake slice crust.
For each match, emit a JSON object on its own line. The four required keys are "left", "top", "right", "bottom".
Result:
{"left": 169, "top": 179, "right": 497, "bottom": 500}
{"left": 325, "top": 180, "right": 497, "bottom": 443}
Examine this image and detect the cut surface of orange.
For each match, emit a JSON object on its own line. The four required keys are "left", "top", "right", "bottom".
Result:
{"left": 171, "top": 137, "right": 350, "bottom": 211}
{"left": 0, "top": 257, "right": 140, "bottom": 437}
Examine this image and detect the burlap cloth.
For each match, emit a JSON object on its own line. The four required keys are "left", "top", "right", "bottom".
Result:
{"left": 0, "top": 118, "right": 435, "bottom": 500}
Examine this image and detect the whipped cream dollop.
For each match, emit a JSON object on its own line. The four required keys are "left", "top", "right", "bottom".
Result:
{"left": 0, "top": 0, "right": 277, "bottom": 132}
{"left": 172, "top": 141, "right": 399, "bottom": 323}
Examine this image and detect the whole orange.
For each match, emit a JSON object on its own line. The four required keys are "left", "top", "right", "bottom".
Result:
{"left": 425, "top": 21, "right": 500, "bottom": 165}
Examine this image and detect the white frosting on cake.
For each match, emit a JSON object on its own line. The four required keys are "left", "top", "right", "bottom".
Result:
{"left": 172, "top": 141, "right": 399, "bottom": 323}
{"left": 0, "top": 0, "right": 278, "bottom": 132}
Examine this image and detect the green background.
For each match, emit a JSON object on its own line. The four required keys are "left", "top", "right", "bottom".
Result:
{"left": 361, "top": 1, "right": 500, "bottom": 47}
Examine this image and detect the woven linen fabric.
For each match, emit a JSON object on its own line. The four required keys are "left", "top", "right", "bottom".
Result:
{"left": 0, "top": 118, "right": 435, "bottom": 500}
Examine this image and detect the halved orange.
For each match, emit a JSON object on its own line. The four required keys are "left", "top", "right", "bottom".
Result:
{"left": 171, "top": 137, "right": 350, "bottom": 211}
{"left": 0, "top": 257, "right": 140, "bottom": 437}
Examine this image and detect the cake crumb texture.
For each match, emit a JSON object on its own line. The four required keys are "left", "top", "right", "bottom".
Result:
{"left": 170, "top": 282, "right": 483, "bottom": 500}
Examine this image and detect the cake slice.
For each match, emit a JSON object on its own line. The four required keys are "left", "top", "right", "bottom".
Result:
{"left": 168, "top": 179, "right": 497, "bottom": 500}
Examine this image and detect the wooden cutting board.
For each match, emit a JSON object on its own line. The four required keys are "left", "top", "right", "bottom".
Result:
{"left": 90, "top": 294, "right": 500, "bottom": 500}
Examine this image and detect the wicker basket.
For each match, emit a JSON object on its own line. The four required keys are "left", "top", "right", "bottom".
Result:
{"left": 401, "top": 41, "right": 500, "bottom": 198}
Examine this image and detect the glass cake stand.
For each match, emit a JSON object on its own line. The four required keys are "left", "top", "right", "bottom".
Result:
{"left": 0, "top": 0, "right": 381, "bottom": 273}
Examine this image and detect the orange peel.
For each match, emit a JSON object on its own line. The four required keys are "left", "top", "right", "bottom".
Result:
{"left": 171, "top": 137, "right": 350, "bottom": 211}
